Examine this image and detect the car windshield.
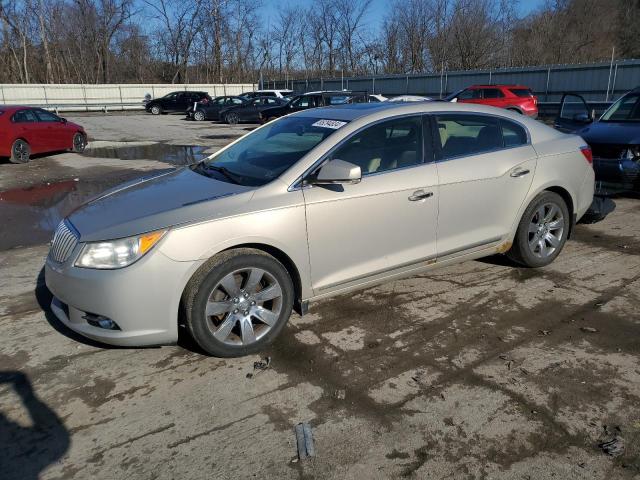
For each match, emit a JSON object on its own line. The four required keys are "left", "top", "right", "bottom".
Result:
{"left": 601, "top": 93, "right": 640, "bottom": 122}
{"left": 195, "top": 116, "right": 348, "bottom": 186}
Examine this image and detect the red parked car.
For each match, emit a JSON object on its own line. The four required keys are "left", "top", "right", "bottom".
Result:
{"left": 0, "top": 106, "right": 87, "bottom": 163}
{"left": 446, "top": 85, "right": 538, "bottom": 118}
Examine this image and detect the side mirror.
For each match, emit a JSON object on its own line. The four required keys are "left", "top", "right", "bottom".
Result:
{"left": 60, "top": 117, "right": 67, "bottom": 123}
{"left": 573, "top": 112, "right": 592, "bottom": 123}
{"left": 313, "top": 159, "right": 361, "bottom": 185}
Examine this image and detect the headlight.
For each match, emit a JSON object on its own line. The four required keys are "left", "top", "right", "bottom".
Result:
{"left": 75, "top": 230, "right": 167, "bottom": 269}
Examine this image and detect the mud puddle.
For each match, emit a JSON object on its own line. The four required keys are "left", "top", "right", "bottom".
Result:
{"left": 82, "top": 144, "right": 208, "bottom": 165}
{"left": 0, "top": 171, "right": 165, "bottom": 250}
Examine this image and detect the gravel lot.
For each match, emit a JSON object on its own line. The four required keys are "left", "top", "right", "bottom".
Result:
{"left": 1, "top": 113, "right": 639, "bottom": 479}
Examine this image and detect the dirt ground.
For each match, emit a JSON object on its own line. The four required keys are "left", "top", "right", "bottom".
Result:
{"left": 0, "top": 113, "right": 639, "bottom": 480}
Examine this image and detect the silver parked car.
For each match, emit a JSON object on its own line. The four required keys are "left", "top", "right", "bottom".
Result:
{"left": 45, "top": 102, "right": 595, "bottom": 356}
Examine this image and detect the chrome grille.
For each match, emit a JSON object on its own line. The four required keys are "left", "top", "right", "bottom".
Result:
{"left": 49, "top": 220, "right": 79, "bottom": 263}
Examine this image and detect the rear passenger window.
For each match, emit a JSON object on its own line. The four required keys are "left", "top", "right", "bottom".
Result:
{"left": 482, "top": 88, "right": 504, "bottom": 98}
{"left": 500, "top": 119, "right": 528, "bottom": 147}
{"left": 331, "top": 116, "right": 424, "bottom": 175}
{"left": 435, "top": 114, "right": 502, "bottom": 159}
{"left": 12, "top": 110, "right": 37, "bottom": 123}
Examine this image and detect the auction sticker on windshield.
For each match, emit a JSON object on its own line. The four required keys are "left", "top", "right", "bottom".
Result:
{"left": 312, "top": 119, "right": 347, "bottom": 129}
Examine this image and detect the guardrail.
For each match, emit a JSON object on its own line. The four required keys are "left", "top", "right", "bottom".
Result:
{"left": 0, "top": 83, "right": 256, "bottom": 112}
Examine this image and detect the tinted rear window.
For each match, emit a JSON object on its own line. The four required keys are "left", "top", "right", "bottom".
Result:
{"left": 510, "top": 88, "right": 533, "bottom": 97}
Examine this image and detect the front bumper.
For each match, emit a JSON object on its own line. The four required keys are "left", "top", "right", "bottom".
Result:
{"left": 593, "top": 156, "right": 640, "bottom": 192}
{"left": 45, "top": 247, "right": 197, "bottom": 347}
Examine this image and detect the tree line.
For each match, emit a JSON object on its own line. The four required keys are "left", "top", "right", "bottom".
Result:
{"left": 0, "top": 0, "right": 638, "bottom": 85}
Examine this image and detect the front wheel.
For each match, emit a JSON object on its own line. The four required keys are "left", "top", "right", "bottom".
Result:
{"left": 183, "top": 249, "right": 294, "bottom": 357}
{"left": 150, "top": 105, "right": 161, "bottom": 115}
{"left": 72, "top": 132, "right": 86, "bottom": 153}
{"left": 508, "top": 191, "right": 569, "bottom": 267}
{"left": 10, "top": 139, "right": 30, "bottom": 163}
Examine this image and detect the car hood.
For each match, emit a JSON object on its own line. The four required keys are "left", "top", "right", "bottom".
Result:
{"left": 68, "top": 167, "right": 254, "bottom": 242}
{"left": 578, "top": 121, "right": 640, "bottom": 145}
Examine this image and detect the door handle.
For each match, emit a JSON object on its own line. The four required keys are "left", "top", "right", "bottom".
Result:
{"left": 510, "top": 168, "right": 530, "bottom": 178}
{"left": 408, "top": 190, "right": 433, "bottom": 201}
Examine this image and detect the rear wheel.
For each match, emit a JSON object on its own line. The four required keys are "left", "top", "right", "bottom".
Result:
{"left": 184, "top": 249, "right": 294, "bottom": 357}
{"left": 10, "top": 139, "right": 30, "bottom": 163}
{"left": 72, "top": 132, "right": 86, "bottom": 152}
{"left": 150, "top": 105, "right": 161, "bottom": 115}
{"left": 508, "top": 191, "right": 569, "bottom": 267}
{"left": 193, "top": 110, "right": 205, "bottom": 121}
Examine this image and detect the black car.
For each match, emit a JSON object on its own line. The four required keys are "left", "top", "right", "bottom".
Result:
{"left": 259, "top": 91, "right": 369, "bottom": 121}
{"left": 219, "top": 96, "right": 287, "bottom": 124}
{"left": 555, "top": 89, "right": 640, "bottom": 192}
{"left": 187, "top": 96, "right": 247, "bottom": 121}
{"left": 145, "top": 91, "right": 210, "bottom": 115}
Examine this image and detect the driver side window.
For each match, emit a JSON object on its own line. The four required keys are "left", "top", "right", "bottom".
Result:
{"left": 329, "top": 116, "right": 424, "bottom": 175}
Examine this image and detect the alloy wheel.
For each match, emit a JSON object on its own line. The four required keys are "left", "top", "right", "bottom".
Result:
{"left": 151, "top": 105, "right": 160, "bottom": 115}
{"left": 204, "top": 268, "right": 283, "bottom": 346}
{"left": 527, "top": 202, "right": 565, "bottom": 259}
{"left": 227, "top": 113, "right": 239, "bottom": 125}
{"left": 12, "top": 140, "right": 29, "bottom": 163}
{"left": 194, "top": 110, "right": 205, "bottom": 121}
{"left": 73, "top": 133, "right": 86, "bottom": 152}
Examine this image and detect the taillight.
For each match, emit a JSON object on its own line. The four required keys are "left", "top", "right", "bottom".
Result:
{"left": 580, "top": 146, "right": 593, "bottom": 165}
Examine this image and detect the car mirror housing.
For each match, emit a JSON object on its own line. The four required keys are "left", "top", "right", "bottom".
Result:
{"left": 573, "top": 112, "right": 592, "bottom": 123}
{"left": 313, "top": 159, "right": 362, "bottom": 185}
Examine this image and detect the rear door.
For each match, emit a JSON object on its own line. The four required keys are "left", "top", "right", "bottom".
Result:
{"left": 481, "top": 88, "right": 507, "bottom": 108}
{"left": 554, "top": 93, "right": 592, "bottom": 133}
{"left": 433, "top": 113, "right": 537, "bottom": 257}
{"left": 303, "top": 115, "right": 439, "bottom": 294}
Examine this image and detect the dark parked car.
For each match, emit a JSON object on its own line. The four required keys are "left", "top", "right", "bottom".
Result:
{"left": 187, "top": 96, "right": 247, "bottom": 121}
{"left": 219, "top": 96, "right": 287, "bottom": 124}
{"left": 145, "top": 91, "right": 210, "bottom": 115}
{"left": 259, "top": 91, "right": 369, "bottom": 121}
{"left": 0, "top": 106, "right": 86, "bottom": 163}
{"left": 554, "top": 89, "right": 640, "bottom": 193}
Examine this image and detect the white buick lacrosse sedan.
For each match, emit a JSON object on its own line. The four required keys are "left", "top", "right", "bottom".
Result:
{"left": 46, "top": 102, "right": 595, "bottom": 356}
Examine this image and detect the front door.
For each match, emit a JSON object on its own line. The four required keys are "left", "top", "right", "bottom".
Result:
{"left": 433, "top": 112, "right": 537, "bottom": 257}
{"left": 303, "top": 115, "right": 439, "bottom": 294}
{"left": 554, "top": 93, "right": 593, "bottom": 133}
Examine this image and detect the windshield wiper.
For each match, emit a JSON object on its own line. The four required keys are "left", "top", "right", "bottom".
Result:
{"left": 194, "top": 163, "right": 242, "bottom": 184}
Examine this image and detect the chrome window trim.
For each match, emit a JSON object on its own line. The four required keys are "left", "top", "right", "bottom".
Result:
{"left": 288, "top": 112, "right": 431, "bottom": 192}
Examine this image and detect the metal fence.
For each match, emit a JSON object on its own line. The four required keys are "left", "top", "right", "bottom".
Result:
{"left": 0, "top": 83, "right": 256, "bottom": 112}
{"left": 265, "top": 59, "right": 640, "bottom": 105}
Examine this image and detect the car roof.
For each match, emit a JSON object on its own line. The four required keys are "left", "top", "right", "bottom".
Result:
{"left": 0, "top": 105, "right": 35, "bottom": 113}
{"left": 293, "top": 100, "right": 539, "bottom": 123}
{"left": 469, "top": 84, "right": 531, "bottom": 89}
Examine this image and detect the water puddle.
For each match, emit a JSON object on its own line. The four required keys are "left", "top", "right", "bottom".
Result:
{"left": 0, "top": 172, "right": 167, "bottom": 250}
{"left": 82, "top": 144, "right": 209, "bottom": 165}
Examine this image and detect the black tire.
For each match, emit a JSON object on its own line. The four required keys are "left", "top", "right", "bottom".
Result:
{"left": 193, "top": 110, "right": 205, "bottom": 121}
{"left": 226, "top": 112, "right": 239, "bottom": 125}
{"left": 508, "top": 191, "right": 569, "bottom": 268}
{"left": 72, "top": 132, "right": 86, "bottom": 153}
{"left": 150, "top": 105, "right": 161, "bottom": 115}
{"left": 10, "top": 139, "right": 30, "bottom": 163}
{"left": 183, "top": 248, "right": 294, "bottom": 357}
